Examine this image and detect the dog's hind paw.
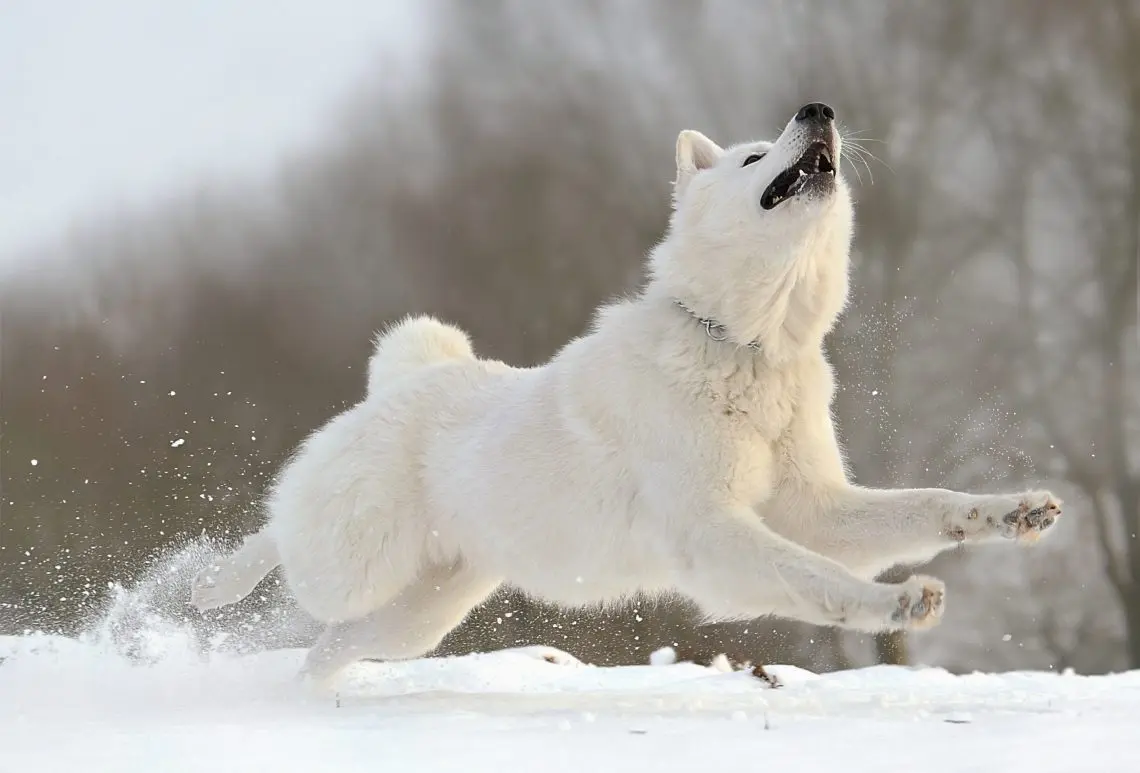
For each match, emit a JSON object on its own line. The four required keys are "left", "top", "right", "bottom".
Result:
{"left": 888, "top": 575, "right": 945, "bottom": 630}
{"left": 188, "top": 565, "right": 232, "bottom": 611}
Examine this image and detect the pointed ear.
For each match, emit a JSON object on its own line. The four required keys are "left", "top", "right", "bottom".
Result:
{"left": 674, "top": 130, "right": 722, "bottom": 197}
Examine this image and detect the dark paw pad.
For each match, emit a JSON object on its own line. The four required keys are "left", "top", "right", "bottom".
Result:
{"left": 892, "top": 582, "right": 944, "bottom": 627}
{"left": 1002, "top": 498, "right": 1062, "bottom": 541}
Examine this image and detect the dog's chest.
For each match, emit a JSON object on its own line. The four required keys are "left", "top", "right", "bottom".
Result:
{"left": 702, "top": 365, "right": 798, "bottom": 439}
{"left": 696, "top": 366, "right": 799, "bottom": 502}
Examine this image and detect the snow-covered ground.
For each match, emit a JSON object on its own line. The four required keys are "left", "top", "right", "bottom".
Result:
{"left": 2, "top": 632, "right": 1139, "bottom": 773}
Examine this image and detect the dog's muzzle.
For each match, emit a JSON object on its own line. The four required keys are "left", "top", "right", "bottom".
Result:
{"left": 761, "top": 103, "right": 839, "bottom": 210}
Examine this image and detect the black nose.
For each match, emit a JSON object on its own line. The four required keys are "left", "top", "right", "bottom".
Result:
{"left": 795, "top": 102, "right": 835, "bottom": 124}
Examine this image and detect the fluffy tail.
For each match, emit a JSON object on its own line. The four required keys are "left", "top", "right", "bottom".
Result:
{"left": 367, "top": 315, "right": 475, "bottom": 395}
{"left": 189, "top": 529, "right": 280, "bottom": 611}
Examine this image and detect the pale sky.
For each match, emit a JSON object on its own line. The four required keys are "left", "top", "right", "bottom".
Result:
{"left": 0, "top": 0, "right": 424, "bottom": 269}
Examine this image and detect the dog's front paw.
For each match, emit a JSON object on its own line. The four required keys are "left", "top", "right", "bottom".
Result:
{"left": 991, "top": 491, "right": 1062, "bottom": 543}
{"left": 888, "top": 575, "right": 945, "bottom": 630}
{"left": 945, "top": 491, "right": 1062, "bottom": 545}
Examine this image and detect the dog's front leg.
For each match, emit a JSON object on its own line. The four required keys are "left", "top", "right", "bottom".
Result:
{"left": 788, "top": 486, "right": 1063, "bottom": 576}
{"left": 777, "top": 360, "right": 1062, "bottom": 575}
{"left": 671, "top": 506, "right": 946, "bottom": 633}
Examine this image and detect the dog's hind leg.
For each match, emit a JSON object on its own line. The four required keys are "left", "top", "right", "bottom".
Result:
{"left": 298, "top": 559, "right": 501, "bottom": 685}
{"left": 190, "top": 529, "right": 280, "bottom": 611}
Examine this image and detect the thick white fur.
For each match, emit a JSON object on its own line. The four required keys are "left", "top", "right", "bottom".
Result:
{"left": 190, "top": 108, "right": 1061, "bottom": 684}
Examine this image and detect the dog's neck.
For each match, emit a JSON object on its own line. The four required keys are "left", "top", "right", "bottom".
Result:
{"left": 646, "top": 228, "right": 851, "bottom": 364}
{"left": 672, "top": 299, "right": 763, "bottom": 354}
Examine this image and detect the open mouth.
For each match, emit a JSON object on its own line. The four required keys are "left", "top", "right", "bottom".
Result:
{"left": 760, "top": 142, "right": 836, "bottom": 210}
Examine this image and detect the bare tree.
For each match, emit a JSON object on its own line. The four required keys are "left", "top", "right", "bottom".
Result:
{"left": 988, "top": 0, "right": 1140, "bottom": 666}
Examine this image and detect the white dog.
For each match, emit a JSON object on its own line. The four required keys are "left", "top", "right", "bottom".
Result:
{"left": 190, "top": 102, "right": 1061, "bottom": 683}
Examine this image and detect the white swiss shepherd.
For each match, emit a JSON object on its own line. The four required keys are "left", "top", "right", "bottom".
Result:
{"left": 191, "top": 102, "right": 1061, "bottom": 684}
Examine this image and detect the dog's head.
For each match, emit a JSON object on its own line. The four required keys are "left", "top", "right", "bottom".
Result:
{"left": 671, "top": 102, "right": 851, "bottom": 248}
{"left": 654, "top": 103, "right": 854, "bottom": 356}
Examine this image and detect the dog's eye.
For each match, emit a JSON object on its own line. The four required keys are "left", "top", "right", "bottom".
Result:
{"left": 742, "top": 153, "right": 765, "bottom": 167}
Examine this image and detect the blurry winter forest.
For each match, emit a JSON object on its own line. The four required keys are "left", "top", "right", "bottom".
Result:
{"left": 2, "top": 0, "right": 1137, "bottom": 674}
